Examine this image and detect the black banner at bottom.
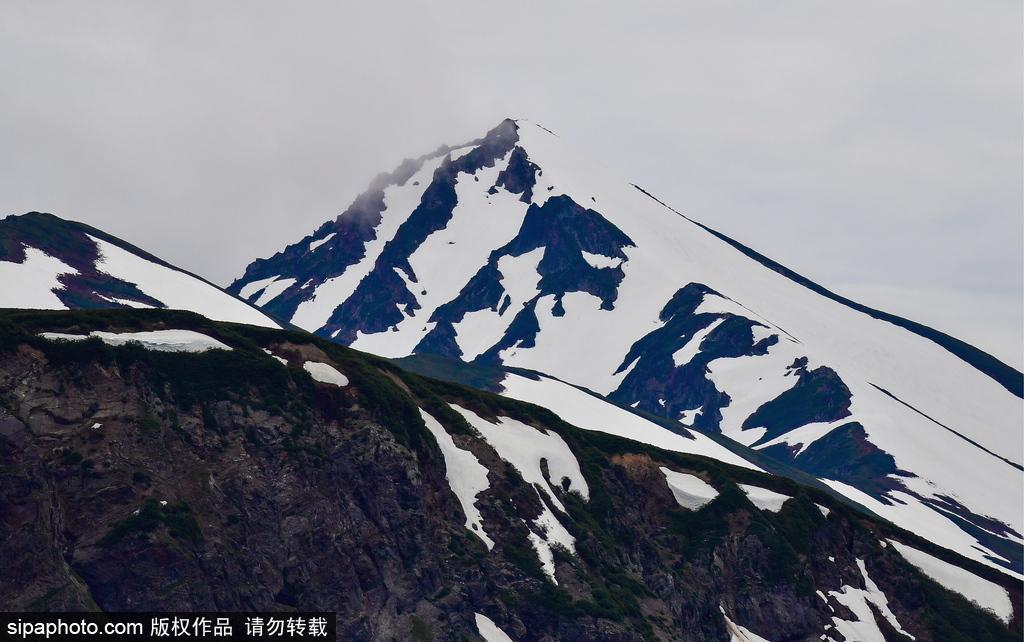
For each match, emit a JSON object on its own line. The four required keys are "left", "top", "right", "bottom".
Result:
{"left": 0, "top": 613, "right": 335, "bottom": 642}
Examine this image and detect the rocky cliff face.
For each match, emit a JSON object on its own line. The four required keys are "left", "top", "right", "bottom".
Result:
{"left": 0, "top": 309, "right": 1018, "bottom": 641}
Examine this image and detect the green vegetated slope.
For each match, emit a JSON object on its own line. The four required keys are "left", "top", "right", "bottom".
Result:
{"left": 0, "top": 309, "right": 1018, "bottom": 641}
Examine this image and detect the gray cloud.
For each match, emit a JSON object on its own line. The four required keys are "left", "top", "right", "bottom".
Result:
{"left": 1, "top": 0, "right": 1020, "bottom": 365}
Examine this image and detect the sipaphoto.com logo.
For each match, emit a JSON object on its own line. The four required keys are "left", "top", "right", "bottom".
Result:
{"left": 6, "top": 617, "right": 141, "bottom": 639}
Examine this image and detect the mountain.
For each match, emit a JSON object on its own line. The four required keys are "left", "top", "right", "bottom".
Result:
{"left": 231, "top": 119, "right": 1024, "bottom": 579}
{"left": 0, "top": 307, "right": 1019, "bottom": 641}
{"left": 0, "top": 212, "right": 279, "bottom": 328}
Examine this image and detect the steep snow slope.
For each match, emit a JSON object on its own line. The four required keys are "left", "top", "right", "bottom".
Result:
{"left": 232, "top": 119, "right": 1023, "bottom": 576}
{"left": 0, "top": 212, "right": 279, "bottom": 328}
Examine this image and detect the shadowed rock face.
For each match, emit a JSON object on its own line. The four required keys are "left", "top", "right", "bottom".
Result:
{"left": 0, "top": 309, "right": 1018, "bottom": 641}
{"left": 606, "top": 283, "right": 782, "bottom": 433}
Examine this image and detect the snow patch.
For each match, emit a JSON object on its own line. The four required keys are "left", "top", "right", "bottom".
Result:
{"left": 39, "top": 330, "right": 231, "bottom": 353}
{"left": 302, "top": 361, "right": 349, "bottom": 387}
{"left": 888, "top": 540, "right": 1012, "bottom": 623}
{"left": 0, "top": 246, "right": 77, "bottom": 310}
{"left": 239, "top": 275, "right": 280, "bottom": 300}
{"left": 672, "top": 318, "right": 725, "bottom": 367}
{"left": 474, "top": 613, "right": 513, "bottom": 642}
{"left": 419, "top": 409, "right": 493, "bottom": 549}
{"left": 262, "top": 349, "right": 288, "bottom": 365}
{"left": 678, "top": 407, "right": 702, "bottom": 425}
{"left": 738, "top": 484, "right": 791, "bottom": 512}
{"left": 308, "top": 233, "right": 336, "bottom": 252}
{"left": 660, "top": 468, "right": 719, "bottom": 510}
{"left": 580, "top": 250, "right": 621, "bottom": 270}
{"left": 253, "top": 277, "right": 296, "bottom": 307}
{"left": 719, "top": 606, "right": 772, "bottom": 642}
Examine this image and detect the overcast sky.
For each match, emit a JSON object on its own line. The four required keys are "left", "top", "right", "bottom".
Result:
{"left": 1, "top": 1, "right": 1021, "bottom": 367}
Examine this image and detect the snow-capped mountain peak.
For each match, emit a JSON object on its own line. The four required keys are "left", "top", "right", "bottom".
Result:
{"left": 231, "top": 118, "right": 1023, "bottom": 577}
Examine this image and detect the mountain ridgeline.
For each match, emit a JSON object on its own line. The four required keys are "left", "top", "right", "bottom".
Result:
{"left": 0, "top": 212, "right": 279, "bottom": 329}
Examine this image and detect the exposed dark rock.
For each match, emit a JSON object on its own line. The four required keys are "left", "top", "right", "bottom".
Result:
{"left": 743, "top": 364, "right": 853, "bottom": 445}
{"left": 491, "top": 146, "right": 539, "bottom": 203}
{"left": 608, "top": 283, "right": 777, "bottom": 432}
{"left": 761, "top": 421, "right": 911, "bottom": 497}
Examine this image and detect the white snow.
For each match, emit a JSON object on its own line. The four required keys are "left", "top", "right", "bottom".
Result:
{"left": 39, "top": 329, "right": 232, "bottom": 353}
{"left": 755, "top": 419, "right": 844, "bottom": 456}
{"left": 91, "top": 423, "right": 102, "bottom": 430}
{"left": 719, "top": 606, "right": 772, "bottom": 642}
{"left": 239, "top": 275, "right": 280, "bottom": 300}
{"left": 580, "top": 250, "right": 621, "bottom": 270}
{"left": 253, "top": 277, "right": 296, "bottom": 307}
{"left": 672, "top": 318, "right": 726, "bottom": 367}
{"left": 308, "top": 233, "right": 336, "bottom": 252}
{"left": 103, "top": 296, "right": 153, "bottom": 309}
{"left": 474, "top": 613, "right": 514, "bottom": 642}
{"left": 453, "top": 248, "right": 544, "bottom": 361}
{"left": 419, "top": 409, "right": 493, "bottom": 549}
{"left": 738, "top": 484, "right": 792, "bottom": 512}
{"left": 87, "top": 235, "right": 278, "bottom": 328}
{"left": 827, "top": 559, "right": 915, "bottom": 642}
{"left": 0, "top": 246, "right": 77, "bottom": 310}
{"left": 678, "top": 407, "right": 702, "bottom": 425}
{"left": 660, "top": 468, "right": 719, "bottom": 510}
{"left": 500, "top": 372, "right": 761, "bottom": 471}
{"left": 262, "top": 348, "right": 288, "bottom": 365}
{"left": 452, "top": 404, "right": 586, "bottom": 582}
{"left": 816, "top": 504, "right": 831, "bottom": 518}
{"left": 302, "top": 361, "right": 349, "bottom": 387}
{"left": 888, "top": 539, "right": 1013, "bottom": 623}
{"left": 705, "top": 338, "right": 806, "bottom": 447}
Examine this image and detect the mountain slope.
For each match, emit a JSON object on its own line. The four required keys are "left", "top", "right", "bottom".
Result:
{"left": 0, "top": 212, "right": 279, "bottom": 328}
{"left": 231, "top": 119, "right": 1024, "bottom": 578}
{"left": 0, "top": 308, "right": 1019, "bottom": 641}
